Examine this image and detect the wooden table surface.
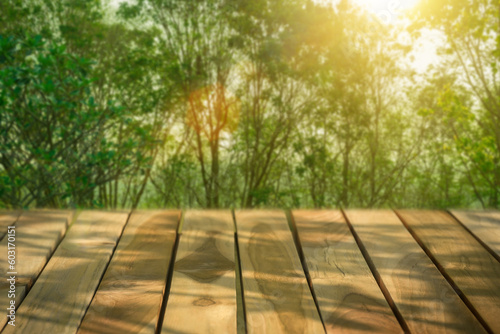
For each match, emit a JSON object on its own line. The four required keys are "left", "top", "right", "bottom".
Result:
{"left": 0, "top": 209, "right": 498, "bottom": 333}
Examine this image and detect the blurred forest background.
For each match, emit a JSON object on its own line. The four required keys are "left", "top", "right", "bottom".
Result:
{"left": 0, "top": 0, "right": 499, "bottom": 209}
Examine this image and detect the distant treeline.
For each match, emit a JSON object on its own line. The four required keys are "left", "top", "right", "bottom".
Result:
{"left": 0, "top": 0, "right": 499, "bottom": 209}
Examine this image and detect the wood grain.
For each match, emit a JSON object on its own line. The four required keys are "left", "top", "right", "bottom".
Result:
{"left": 161, "top": 210, "right": 236, "bottom": 334}
{"left": 292, "top": 210, "right": 401, "bottom": 333}
{"left": 2, "top": 210, "right": 129, "bottom": 334}
{"left": 235, "top": 210, "right": 324, "bottom": 334}
{"left": 0, "top": 210, "right": 73, "bottom": 286}
{"left": 344, "top": 210, "right": 486, "bottom": 334}
{"left": 0, "top": 210, "right": 73, "bottom": 329}
{"left": 450, "top": 210, "right": 500, "bottom": 260}
{"left": 0, "top": 285, "right": 26, "bottom": 330}
{"left": 78, "top": 210, "right": 180, "bottom": 334}
{"left": 0, "top": 211, "right": 21, "bottom": 240}
{"left": 397, "top": 210, "right": 500, "bottom": 333}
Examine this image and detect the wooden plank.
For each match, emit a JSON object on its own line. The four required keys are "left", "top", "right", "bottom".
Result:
{"left": 450, "top": 210, "right": 500, "bottom": 260}
{"left": 0, "top": 210, "right": 73, "bottom": 286}
{"left": 0, "top": 285, "right": 26, "bottom": 331}
{"left": 292, "top": 210, "right": 401, "bottom": 333}
{"left": 161, "top": 210, "right": 237, "bottom": 334}
{"left": 2, "top": 210, "right": 129, "bottom": 334}
{"left": 344, "top": 210, "right": 486, "bottom": 334}
{"left": 0, "top": 210, "right": 73, "bottom": 329}
{"left": 78, "top": 210, "right": 180, "bottom": 334}
{"left": 0, "top": 211, "right": 21, "bottom": 240}
{"left": 397, "top": 210, "right": 500, "bottom": 333}
{"left": 235, "top": 210, "right": 324, "bottom": 334}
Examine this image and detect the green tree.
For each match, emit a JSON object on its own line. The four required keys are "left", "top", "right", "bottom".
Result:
{"left": 0, "top": 35, "right": 153, "bottom": 208}
{"left": 122, "top": 0, "right": 239, "bottom": 208}
{"left": 413, "top": 0, "right": 500, "bottom": 207}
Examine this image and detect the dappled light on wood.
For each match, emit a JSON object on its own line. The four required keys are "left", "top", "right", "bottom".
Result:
{"left": 0, "top": 209, "right": 498, "bottom": 333}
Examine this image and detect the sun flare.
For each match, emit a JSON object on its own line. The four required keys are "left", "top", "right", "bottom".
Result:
{"left": 354, "top": 0, "right": 420, "bottom": 13}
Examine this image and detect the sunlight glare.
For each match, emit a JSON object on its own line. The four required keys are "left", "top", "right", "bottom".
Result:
{"left": 354, "top": 0, "right": 420, "bottom": 12}
{"left": 354, "top": 0, "right": 420, "bottom": 23}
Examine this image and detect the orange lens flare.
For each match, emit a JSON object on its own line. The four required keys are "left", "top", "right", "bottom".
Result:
{"left": 186, "top": 83, "right": 240, "bottom": 141}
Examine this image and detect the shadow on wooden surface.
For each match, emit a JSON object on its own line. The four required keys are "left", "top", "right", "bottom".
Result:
{"left": 0, "top": 209, "right": 497, "bottom": 334}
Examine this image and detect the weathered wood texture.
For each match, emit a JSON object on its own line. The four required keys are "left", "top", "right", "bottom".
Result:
{"left": 161, "top": 210, "right": 237, "bottom": 334}
{"left": 2, "top": 211, "right": 129, "bottom": 334}
{"left": 0, "top": 209, "right": 498, "bottom": 334}
{"left": 397, "top": 210, "right": 500, "bottom": 333}
{"left": 344, "top": 210, "right": 486, "bottom": 334}
{"left": 78, "top": 210, "right": 179, "bottom": 334}
{"left": 0, "top": 283, "right": 26, "bottom": 331}
{"left": 235, "top": 210, "right": 324, "bottom": 334}
{"left": 450, "top": 210, "right": 500, "bottom": 260}
{"left": 292, "top": 210, "right": 401, "bottom": 333}
{"left": 1, "top": 211, "right": 73, "bottom": 286}
{"left": 0, "top": 210, "right": 73, "bottom": 329}
{"left": 0, "top": 211, "right": 21, "bottom": 240}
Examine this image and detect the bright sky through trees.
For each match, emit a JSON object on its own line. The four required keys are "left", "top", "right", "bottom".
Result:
{"left": 351, "top": 0, "right": 440, "bottom": 73}
{"left": 354, "top": 0, "right": 419, "bottom": 16}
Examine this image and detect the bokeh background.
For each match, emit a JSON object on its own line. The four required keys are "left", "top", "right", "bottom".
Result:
{"left": 1, "top": 0, "right": 498, "bottom": 209}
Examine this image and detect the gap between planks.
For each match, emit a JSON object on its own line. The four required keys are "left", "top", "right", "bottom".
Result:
{"left": 2, "top": 210, "right": 131, "bottom": 334}
{"left": 76, "top": 209, "right": 135, "bottom": 333}
{"left": 232, "top": 210, "right": 248, "bottom": 334}
{"left": 340, "top": 209, "right": 410, "bottom": 333}
{"left": 160, "top": 210, "right": 237, "bottom": 333}
{"left": 286, "top": 210, "right": 327, "bottom": 332}
{"left": 344, "top": 209, "right": 486, "bottom": 334}
{"left": 448, "top": 210, "right": 500, "bottom": 264}
{"left": 78, "top": 210, "right": 180, "bottom": 334}
{"left": 235, "top": 210, "right": 324, "bottom": 334}
{"left": 396, "top": 210, "right": 500, "bottom": 334}
{"left": 155, "top": 211, "right": 183, "bottom": 334}
{"left": 0, "top": 210, "right": 77, "bottom": 331}
{"left": 3, "top": 209, "right": 498, "bottom": 334}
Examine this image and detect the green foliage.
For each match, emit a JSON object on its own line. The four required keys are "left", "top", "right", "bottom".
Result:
{"left": 0, "top": 0, "right": 499, "bottom": 209}
{"left": 412, "top": 0, "right": 500, "bottom": 208}
{"left": 0, "top": 35, "right": 155, "bottom": 208}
